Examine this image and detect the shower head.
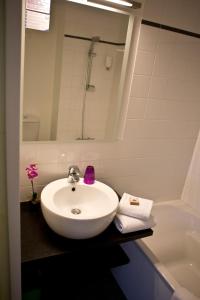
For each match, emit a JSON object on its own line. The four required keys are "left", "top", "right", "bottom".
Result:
{"left": 88, "top": 36, "right": 100, "bottom": 56}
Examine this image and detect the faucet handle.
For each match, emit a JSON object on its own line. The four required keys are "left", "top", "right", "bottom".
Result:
{"left": 68, "top": 165, "right": 80, "bottom": 175}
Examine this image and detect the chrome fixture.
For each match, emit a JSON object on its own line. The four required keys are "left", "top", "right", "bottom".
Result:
{"left": 86, "top": 36, "right": 100, "bottom": 91}
{"left": 88, "top": 36, "right": 100, "bottom": 55}
{"left": 71, "top": 208, "right": 81, "bottom": 215}
{"left": 64, "top": 34, "right": 125, "bottom": 46}
{"left": 67, "top": 165, "right": 80, "bottom": 183}
{"left": 77, "top": 36, "right": 100, "bottom": 140}
{"left": 76, "top": 137, "right": 95, "bottom": 140}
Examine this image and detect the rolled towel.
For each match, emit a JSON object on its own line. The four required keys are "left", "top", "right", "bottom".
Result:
{"left": 118, "top": 193, "right": 153, "bottom": 220}
{"left": 114, "top": 214, "right": 156, "bottom": 234}
{"left": 171, "top": 287, "right": 200, "bottom": 300}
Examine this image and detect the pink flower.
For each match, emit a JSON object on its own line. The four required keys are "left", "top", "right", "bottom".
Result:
{"left": 26, "top": 164, "right": 38, "bottom": 180}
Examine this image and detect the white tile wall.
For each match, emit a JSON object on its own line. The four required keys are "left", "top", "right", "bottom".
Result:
{"left": 182, "top": 130, "right": 200, "bottom": 213}
{"left": 127, "top": 98, "right": 147, "bottom": 119}
{"left": 130, "top": 75, "right": 151, "bottom": 98}
{"left": 134, "top": 50, "right": 155, "bottom": 75}
{"left": 20, "top": 20, "right": 200, "bottom": 203}
{"left": 143, "top": 0, "right": 200, "bottom": 34}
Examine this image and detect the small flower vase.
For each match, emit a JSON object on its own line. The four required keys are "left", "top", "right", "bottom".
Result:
{"left": 30, "top": 179, "right": 39, "bottom": 205}
{"left": 31, "top": 191, "right": 38, "bottom": 205}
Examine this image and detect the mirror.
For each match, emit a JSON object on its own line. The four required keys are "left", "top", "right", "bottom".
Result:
{"left": 22, "top": 0, "right": 134, "bottom": 141}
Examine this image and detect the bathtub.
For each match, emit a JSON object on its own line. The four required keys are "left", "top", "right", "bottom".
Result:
{"left": 137, "top": 200, "right": 200, "bottom": 298}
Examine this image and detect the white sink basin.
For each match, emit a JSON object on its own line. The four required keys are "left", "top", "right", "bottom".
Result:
{"left": 41, "top": 178, "right": 119, "bottom": 239}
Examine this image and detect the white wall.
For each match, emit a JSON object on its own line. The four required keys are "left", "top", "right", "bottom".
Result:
{"left": 143, "top": 0, "right": 200, "bottom": 33}
{"left": 6, "top": 0, "right": 21, "bottom": 299}
{"left": 20, "top": 0, "right": 200, "bottom": 203}
{"left": 182, "top": 130, "right": 200, "bottom": 213}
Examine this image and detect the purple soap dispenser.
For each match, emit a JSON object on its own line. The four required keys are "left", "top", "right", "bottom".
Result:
{"left": 84, "top": 166, "right": 95, "bottom": 184}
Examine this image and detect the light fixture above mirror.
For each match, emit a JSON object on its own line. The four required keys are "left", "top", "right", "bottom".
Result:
{"left": 67, "top": 0, "right": 141, "bottom": 10}
{"left": 103, "top": 0, "right": 134, "bottom": 7}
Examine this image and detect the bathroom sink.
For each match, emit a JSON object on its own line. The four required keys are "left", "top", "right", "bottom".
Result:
{"left": 41, "top": 178, "right": 119, "bottom": 239}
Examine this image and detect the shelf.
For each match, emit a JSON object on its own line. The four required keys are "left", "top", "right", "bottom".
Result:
{"left": 21, "top": 201, "right": 153, "bottom": 265}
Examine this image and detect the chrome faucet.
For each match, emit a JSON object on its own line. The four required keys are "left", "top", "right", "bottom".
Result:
{"left": 67, "top": 165, "right": 80, "bottom": 183}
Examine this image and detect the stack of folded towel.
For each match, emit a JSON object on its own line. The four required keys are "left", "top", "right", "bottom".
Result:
{"left": 114, "top": 193, "right": 156, "bottom": 234}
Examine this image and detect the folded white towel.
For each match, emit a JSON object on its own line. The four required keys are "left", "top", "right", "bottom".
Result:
{"left": 118, "top": 193, "right": 153, "bottom": 220}
{"left": 114, "top": 214, "right": 156, "bottom": 234}
{"left": 171, "top": 287, "right": 200, "bottom": 300}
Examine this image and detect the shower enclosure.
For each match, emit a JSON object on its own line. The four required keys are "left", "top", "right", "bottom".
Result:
{"left": 72, "top": 35, "right": 125, "bottom": 140}
{"left": 55, "top": 3, "right": 129, "bottom": 142}
{"left": 77, "top": 36, "right": 100, "bottom": 140}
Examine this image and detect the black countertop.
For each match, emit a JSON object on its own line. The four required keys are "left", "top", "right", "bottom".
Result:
{"left": 21, "top": 202, "right": 153, "bottom": 264}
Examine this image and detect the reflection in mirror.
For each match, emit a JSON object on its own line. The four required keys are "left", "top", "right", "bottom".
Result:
{"left": 22, "top": 0, "right": 134, "bottom": 142}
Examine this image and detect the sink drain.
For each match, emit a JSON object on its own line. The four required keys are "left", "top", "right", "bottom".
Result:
{"left": 71, "top": 208, "right": 81, "bottom": 215}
